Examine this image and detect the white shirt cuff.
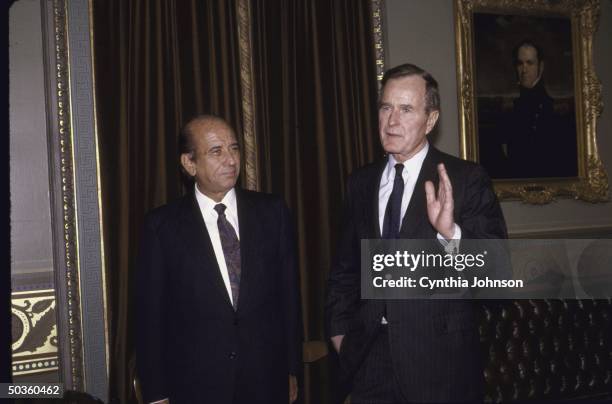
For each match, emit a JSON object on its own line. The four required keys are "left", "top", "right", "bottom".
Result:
{"left": 437, "top": 224, "right": 461, "bottom": 253}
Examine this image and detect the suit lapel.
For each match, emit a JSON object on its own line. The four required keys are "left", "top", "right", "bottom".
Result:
{"left": 370, "top": 160, "right": 387, "bottom": 239}
{"left": 400, "top": 147, "right": 438, "bottom": 238}
{"left": 235, "top": 188, "right": 257, "bottom": 313}
{"left": 180, "top": 193, "right": 234, "bottom": 310}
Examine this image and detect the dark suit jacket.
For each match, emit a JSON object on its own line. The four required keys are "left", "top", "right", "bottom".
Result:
{"left": 136, "top": 188, "right": 302, "bottom": 404}
{"left": 326, "top": 145, "right": 507, "bottom": 402}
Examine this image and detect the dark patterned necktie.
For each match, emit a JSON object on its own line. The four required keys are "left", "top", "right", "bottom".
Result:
{"left": 214, "top": 203, "right": 241, "bottom": 310}
{"left": 381, "top": 163, "right": 404, "bottom": 322}
{"left": 382, "top": 163, "right": 405, "bottom": 239}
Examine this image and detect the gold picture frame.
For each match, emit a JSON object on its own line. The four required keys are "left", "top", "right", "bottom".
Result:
{"left": 455, "top": 0, "right": 608, "bottom": 204}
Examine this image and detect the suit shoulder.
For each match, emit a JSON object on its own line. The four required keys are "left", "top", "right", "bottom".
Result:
{"left": 346, "top": 160, "right": 385, "bottom": 187}
{"left": 143, "top": 194, "right": 191, "bottom": 230}
{"left": 429, "top": 147, "right": 488, "bottom": 177}
{"left": 238, "top": 188, "right": 288, "bottom": 209}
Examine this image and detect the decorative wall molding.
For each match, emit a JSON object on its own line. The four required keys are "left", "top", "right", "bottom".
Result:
{"left": 65, "top": 0, "right": 108, "bottom": 398}
{"left": 11, "top": 289, "right": 59, "bottom": 377}
{"left": 44, "top": 0, "right": 85, "bottom": 391}
{"left": 38, "top": 0, "right": 109, "bottom": 400}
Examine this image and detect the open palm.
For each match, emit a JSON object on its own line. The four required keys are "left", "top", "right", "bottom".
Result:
{"left": 425, "top": 163, "right": 456, "bottom": 239}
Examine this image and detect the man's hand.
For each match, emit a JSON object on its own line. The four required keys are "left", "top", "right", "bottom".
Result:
{"left": 425, "top": 163, "right": 456, "bottom": 240}
{"left": 289, "top": 375, "right": 298, "bottom": 403}
{"left": 331, "top": 335, "right": 344, "bottom": 353}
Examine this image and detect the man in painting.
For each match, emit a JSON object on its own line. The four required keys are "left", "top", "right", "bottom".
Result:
{"left": 135, "top": 115, "right": 302, "bottom": 404}
{"left": 498, "top": 40, "right": 577, "bottom": 178}
{"left": 326, "top": 63, "right": 507, "bottom": 403}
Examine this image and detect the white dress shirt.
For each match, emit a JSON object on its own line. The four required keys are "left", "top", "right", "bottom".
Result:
{"left": 378, "top": 142, "right": 461, "bottom": 243}
{"left": 194, "top": 184, "right": 240, "bottom": 305}
{"left": 378, "top": 143, "right": 460, "bottom": 324}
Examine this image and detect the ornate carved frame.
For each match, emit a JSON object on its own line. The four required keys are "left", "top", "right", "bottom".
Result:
{"left": 455, "top": 0, "right": 608, "bottom": 204}
{"left": 39, "top": 0, "right": 109, "bottom": 400}
{"left": 371, "top": 0, "right": 386, "bottom": 87}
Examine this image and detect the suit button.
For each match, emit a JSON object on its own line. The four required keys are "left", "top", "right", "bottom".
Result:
{"left": 229, "top": 351, "right": 237, "bottom": 360}
{"left": 233, "top": 318, "right": 239, "bottom": 325}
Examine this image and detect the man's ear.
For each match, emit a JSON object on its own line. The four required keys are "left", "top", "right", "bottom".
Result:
{"left": 425, "top": 110, "right": 440, "bottom": 135}
{"left": 180, "top": 153, "right": 196, "bottom": 177}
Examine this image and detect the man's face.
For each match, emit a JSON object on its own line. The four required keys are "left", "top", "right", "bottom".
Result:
{"left": 516, "top": 45, "right": 543, "bottom": 88}
{"left": 181, "top": 121, "right": 240, "bottom": 200}
{"left": 378, "top": 75, "right": 439, "bottom": 162}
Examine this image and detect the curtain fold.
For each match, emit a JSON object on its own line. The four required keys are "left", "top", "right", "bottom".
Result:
{"left": 93, "top": 0, "right": 379, "bottom": 402}
{"left": 250, "top": 1, "right": 381, "bottom": 402}
{"left": 92, "top": 1, "right": 242, "bottom": 402}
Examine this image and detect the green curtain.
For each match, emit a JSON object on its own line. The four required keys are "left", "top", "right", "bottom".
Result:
{"left": 92, "top": 1, "right": 242, "bottom": 402}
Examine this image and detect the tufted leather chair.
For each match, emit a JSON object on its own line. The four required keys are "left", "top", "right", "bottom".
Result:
{"left": 133, "top": 301, "right": 612, "bottom": 403}
{"left": 479, "top": 299, "right": 612, "bottom": 402}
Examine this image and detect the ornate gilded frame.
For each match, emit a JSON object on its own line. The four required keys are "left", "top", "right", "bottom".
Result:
{"left": 455, "top": 0, "right": 608, "bottom": 204}
{"left": 371, "top": 0, "right": 386, "bottom": 86}
{"left": 35, "top": 0, "right": 109, "bottom": 399}
{"left": 41, "top": 1, "right": 85, "bottom": 390}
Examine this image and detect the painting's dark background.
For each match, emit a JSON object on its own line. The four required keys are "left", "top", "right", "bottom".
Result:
{"left": 474, "top": 13, "right": 574, "bottom": 97}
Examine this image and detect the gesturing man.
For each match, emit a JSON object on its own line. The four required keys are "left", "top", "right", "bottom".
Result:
{"left": 326, "top": 64, "right": 507, "bottom": 403}
{"left": 136, "top": 115, "right": 301, "bottom": 404}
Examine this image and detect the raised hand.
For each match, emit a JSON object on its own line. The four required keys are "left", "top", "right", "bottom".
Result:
{"left": 425, "top": 163, "right": 456, "bottom": 240}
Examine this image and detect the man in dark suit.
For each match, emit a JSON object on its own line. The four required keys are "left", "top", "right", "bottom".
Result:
{"left": 502, "top": 40, "right": 577, "bottom": 179}
{"left": 326, "top": 64, "right": 507, "bottom": 403}
{"left": 136, "top": 115, "right": 302, "bottom": 404}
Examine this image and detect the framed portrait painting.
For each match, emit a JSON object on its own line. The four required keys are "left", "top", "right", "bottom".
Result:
{"left": 455, "top": 0, "right": 608, "bottom": 204}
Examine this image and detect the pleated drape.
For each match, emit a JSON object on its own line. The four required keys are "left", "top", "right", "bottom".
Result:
{"left": 251, "top": 1, "right": 381, "bottom": 402}
{"left": 93, "top": 1, "right": 242, "bottom": 402}
{"left": 93, "top": 0, "right": 379, "bottom": 402}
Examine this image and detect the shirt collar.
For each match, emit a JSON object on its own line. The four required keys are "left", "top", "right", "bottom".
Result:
{"left": 194, "top": 184, "right": 237, "bottom": 215}
{"left": 382, "top": 142, "right": 429, "bottom": 186}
